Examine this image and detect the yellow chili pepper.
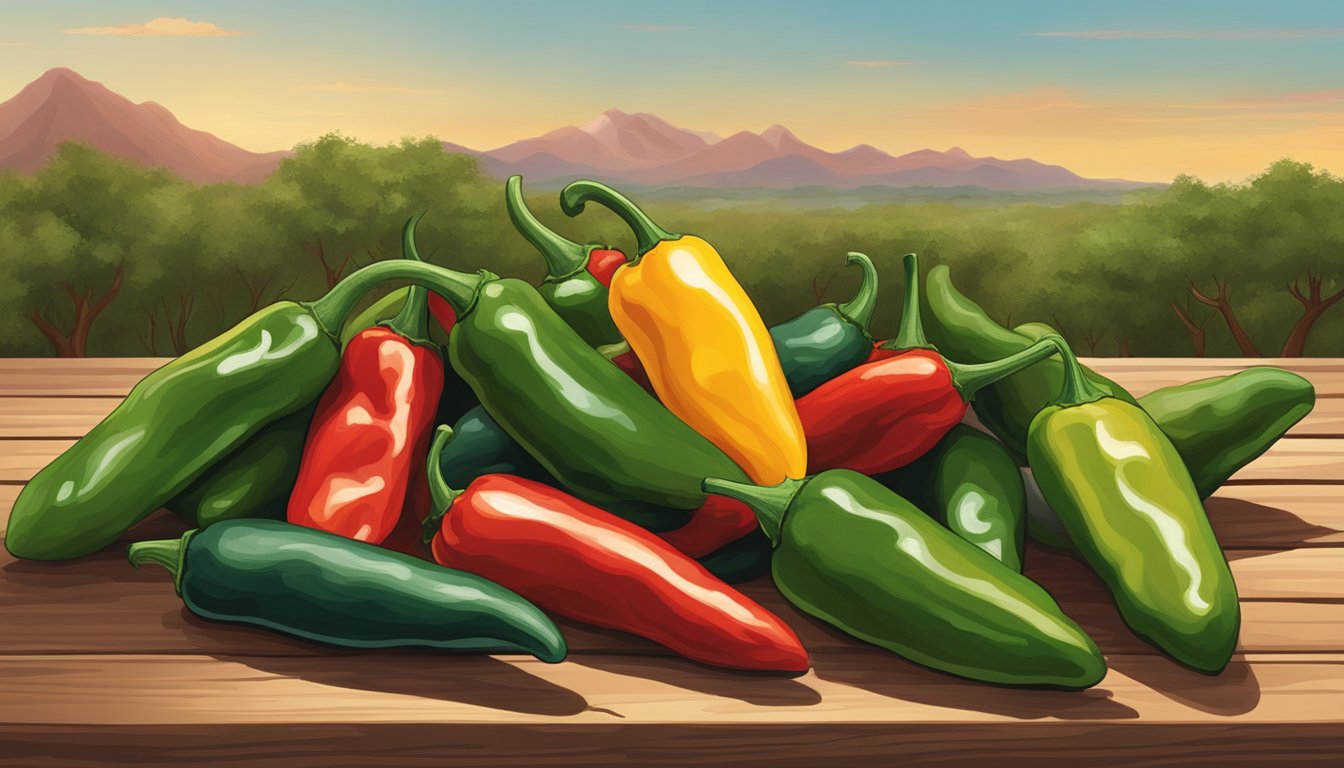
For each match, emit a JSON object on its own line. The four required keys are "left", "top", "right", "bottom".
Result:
{"left": 560, "top": 180, "right": 806, "bottom": 485}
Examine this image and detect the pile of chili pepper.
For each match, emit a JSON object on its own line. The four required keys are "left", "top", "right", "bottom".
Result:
{"left": 6, "top": 175, "right": 1314, "bottom": 688}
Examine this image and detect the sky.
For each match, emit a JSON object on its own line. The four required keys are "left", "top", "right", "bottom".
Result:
{"left": 1, "top": 1, "right": 1342, "bottom": 182}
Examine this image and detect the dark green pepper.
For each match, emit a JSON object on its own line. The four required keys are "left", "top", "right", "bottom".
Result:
{"left": 505, "top": 175, "right": 625, "bottom": 348}
{"left": 874, "top": 424, "right": 1027, "bottom": 571}
{"left": 704, "top": 471, "right": 1106, "bottom": 688}
{"left": 695, "top": 529, "right": 773, "bottom": 583}
{"left": 1027, "top": 339, "right": 1239, "bottom": 674}
{"left": 5, "top": 257, "right": 489, "bottom": 561}
{"left": 167, "top": 405, "right": 315, "bottom": 527}
{"left": 770, "top": 252, "right": 878, "bottom": 397}
{"left": 431, "top": 263, "right": 751, "bottom": 516}
{"left": 922, "top": 265, "right": 1137, "bottom": 463}
{"left": 128, "top": 520, "right": 566, "bottom": 661}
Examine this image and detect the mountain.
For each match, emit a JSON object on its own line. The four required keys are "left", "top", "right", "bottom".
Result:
{"left": 0, "top": 69, "right": 1156, "bottom": 191}
{"left": 0, "top": 68, "right": 287, "bottom": 183}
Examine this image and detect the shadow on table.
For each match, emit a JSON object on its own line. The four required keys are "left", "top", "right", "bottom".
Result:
{"left": 1107, "top": 655, "right": 1262, "bottom": 716}
{"left": 214, "top": 650, "right": 592, "bottom": 717}
{"left": 812, "top": 648, "right": 1140, "bottom": 721}
{"left": 1206, "top": 494, "right": 1342, "bottom": 547}
{"left": 566, "top": 654, "right": 823, "bottom": 707}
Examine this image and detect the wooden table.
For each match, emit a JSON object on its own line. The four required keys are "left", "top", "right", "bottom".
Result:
{"left": 2, "top": 358, "right": 1342, "bottom": 766}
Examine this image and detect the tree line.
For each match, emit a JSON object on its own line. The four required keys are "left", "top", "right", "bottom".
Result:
{"left": 0, "top": 135, "right": 1339, "bottom": 358}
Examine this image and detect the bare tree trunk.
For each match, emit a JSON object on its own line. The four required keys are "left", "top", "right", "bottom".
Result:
{"left": 1170, "top": 297, "right": 1212, "bottom": 357}
{"left": 137, "top": 308, "right": 160, "bottom": 355}
{"left": 1083, "top": 326, "right": 1106, "bottom": 356}
{"left": 1117, "top": 336, "right": 1132, "bottom": 357}
{"left": 1190, "top": 277, "right": 1260, "bottom": 356}
{"left": 29, "top": 264, "right": 125, "bottom": 357}
{"left": 161, "top": 290, "right": 197, "bottom": 356}
{"left": 1282, "top": 271, "right": 1344, "bottom": 357}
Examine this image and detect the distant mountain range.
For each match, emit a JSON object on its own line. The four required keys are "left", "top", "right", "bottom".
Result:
{"left": 0, "top": 68, "right": 1158, "bottom": 191}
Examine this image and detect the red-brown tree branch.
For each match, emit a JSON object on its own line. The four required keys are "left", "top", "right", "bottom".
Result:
{"left": 1170, "top": 297, "right": 1213, "bottom": 357}
{"left": 1282, "top": 270, "right": 1344, "bottom": 356}
{"left": 29, "top": 264, "right": 125, "bottom": 357}
{"left": 1189, "top": 276, "right": 1261, "bottom": 357}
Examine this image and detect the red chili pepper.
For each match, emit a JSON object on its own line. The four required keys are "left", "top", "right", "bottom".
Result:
{"left": 658, "top": 494, "right": 760, "bottom": 558}
{"left": 428, "top": 293, "right": 457, "bottom": 336}
{"left": 586, "top": 247, "right": 627, "bottom": 286}
{"left": 800, "top": 253, "right": 1061, "bottom": 475}
{"left": 287, "top": 215, "right": 444, "bottom": 543}
{"left": 423, "top": 428, "right": 810, "bottom": 674}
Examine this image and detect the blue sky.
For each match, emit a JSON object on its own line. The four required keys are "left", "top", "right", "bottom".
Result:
{"left": 1, "top": 1, "right": 1341, "bottom": 180}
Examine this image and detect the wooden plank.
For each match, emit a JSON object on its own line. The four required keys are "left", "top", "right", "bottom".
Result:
{"left": 2, "top": 512, "right": 1342, "bottom": 657}
{"left": 2, "top": 722, "right": 1342, "bottom": 768}
{"left": 0, "top": 652, "right": 1340, "bottom": 727}
{"left": 1, "top": 357, "right": 1341, "bottom": 397}
{"left": 7, "top": 435, "right": 1343, "bottom": 485}
{"left": 1205, "top": 485, "right": 1344, "bottom": 547}
{"left": 11, "top": 394, "right": 1344, "bottom": 439}
{"left": 0, "top": 358, "right": 169, "bottom": 397}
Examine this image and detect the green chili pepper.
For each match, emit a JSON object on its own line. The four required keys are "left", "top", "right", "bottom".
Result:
{"left": 1019, "top": 365, "right": 1315, "bottom": 554}
{"left": 128, "top": 520, "right": 566, "bottom": 661}
{"left": 167, "top": 405, "right": 315, "bottom": 528}
{"left": 704, "top": 471, "right": 1106, "bottom": 688}
{"left": 921, "top": 265, "right": 1137, "bottom": 462}
{"left": 770, "top": 252, "right": 878, "bottom": 397}
{"left": 505, "top": 175, "right": 625, "bottom": 348}
{"left": 5, "top": 256, "right": 488, "bottom": 561}
{"left": 874, "top": 424, "right": 1027, "bottom": 571}
{"left": 401, "top": 232, "right": 750, "bottom": 517}
{"left": 1016, "top": 319, "right": 1313, "bottom": 494}
{"left": 1027, "top": 337, "right": 1239, "bottom": 674}
{"left": 696, "top": 529, "right": 773, "bottom": 583}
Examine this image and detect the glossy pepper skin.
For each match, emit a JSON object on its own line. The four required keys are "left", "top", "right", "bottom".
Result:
{"left": 433, "top": 404, "right": 769, "bottom": 580}
{"left": 921, "top": 265, "right": 1138, "bottom": 463}
{"left": 422, "top": 429, "right": 809, "bottom": 673}
{"left": 288, "top": 215, "right": 446, "bottom": 544}
{"left": 1020, "top": 366, "right": 1315, "bottom": 554}
{"left": 168, "top": 405, "right": 315, "bottom": 528}
{"left": 561, "top": 180, "right": 806, "bottom": 485}
{"left": 799, "top": 254, "right": 1064, "bottom": 476}
{"left": 1028, "top": 339, "right": 1239, "bottom": 674}
{"left": 705, "top": 471, "right": 1105, "bottom": 688}
{"left": 771, "top": 252, "right": 879, "bottom": 397}
{"left": 341, "top": 280, "right": 477, "bottom": 428}
{"left": 3, "top": 246, "right": 489, "bottom": 560}
{"left": 875, "top": 424, "right": 1027, "bottom": 571}
{"left": 430, "top": 250, "right": 752, "bottom": 519}
{"left": 506, "top": 175, "right": 626, "bottom": 347}
{"left": 128, "top": 519, "right": 565, "bottom": 661}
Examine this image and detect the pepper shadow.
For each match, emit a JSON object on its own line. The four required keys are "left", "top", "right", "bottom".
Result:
{"left": 811, "top": 645, "right": 1139, "bottom": 721}
{"left": 1107, "top": 655, "right": 1261, "bottom": 716}
{"left": 214, "top": 649, "right": 592, "bottom": 717}
{"left": 1205, "top": 495, "right": 1342, "bottom": 548}
{"left": 566, "top": 653, "right": 823, "bottom": 707}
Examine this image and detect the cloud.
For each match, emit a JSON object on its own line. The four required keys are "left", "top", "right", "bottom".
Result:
{"left": 64, "top": 17, "right": 242, "bottom": 37}
{"left": 1028, "top": 28, "right": 1344, "bottom": 40}
{"left": 308, "top": 81, "right": 441, "bottom": 94}
{"left": 622, "top": 24, "right": 692, "bottom": 32}
{"left": 845, "top": 59, "right": 915, "bottom": 68}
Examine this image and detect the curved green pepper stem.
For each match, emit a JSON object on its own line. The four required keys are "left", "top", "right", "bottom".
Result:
{"left": 422, "top": 425, "right": 465, "bottom": 544}
{"left": 126, "top": 529, "right": 197, "bottom": 596}
{"left": 506, "top": 175, "right": 599, "bottom": 280}
{"left": 307, "top": 258, "right": 495, "bottom": 341}
{"left": 1048, "top": 333, "right": 1109, "bottom": 408}
{"left": 559, "top": 179, "right": 679, "bottom": 257}
{"left": 380, "top": 213, "right": 432, "bottom": 345}
{"left": 701, "top": 476, "right": 804, "bottom": 545}
{"left": 341, "top": 288, "right": 408, "bottom": 344}
{"left": 881, "top": 253, "right": 935, "bottom": 353}
{"left": 835, "top": 252, "right": 878, "bottom": 331}
{"left": 945, "top": 335, "right": 1062, "bottom": 402}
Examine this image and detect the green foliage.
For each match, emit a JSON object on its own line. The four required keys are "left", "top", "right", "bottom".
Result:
{"left": 0, "top": 141, "right": 1339, "bottom": 357}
